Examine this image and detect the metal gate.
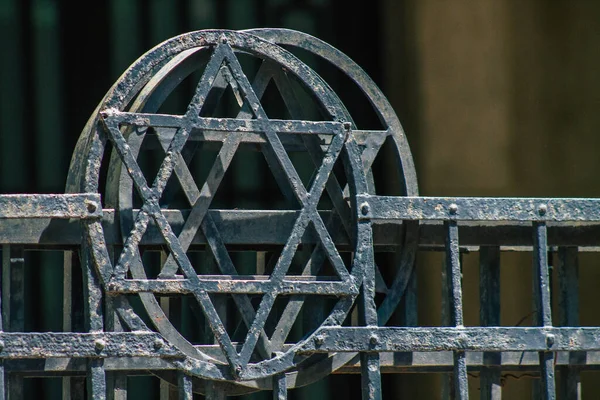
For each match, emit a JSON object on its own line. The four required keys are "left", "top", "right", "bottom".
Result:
{"left": 0, "top": 29, "right": 596, "bottom": 399}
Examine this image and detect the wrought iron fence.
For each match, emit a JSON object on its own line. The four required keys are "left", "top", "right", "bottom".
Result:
{"left": 0, "top": 29, "right": 595, "bottom": 399}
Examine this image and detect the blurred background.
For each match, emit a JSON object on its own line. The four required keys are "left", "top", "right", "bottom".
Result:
{"left": 1, "top": 0, "right": 600, "bottom": 398}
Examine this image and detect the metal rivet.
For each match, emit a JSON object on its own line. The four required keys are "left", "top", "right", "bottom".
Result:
{"left": 86, "top": 201, "right": 98, "bottom": 214}
{"left": 343, "top": 121, "right": 352, "bottom": 131}
{"left": 153, "top": 338, "right": 164, "bottom": 350}
{"left": 546, "top": 333, "right": 555, "bottom": 348}
{"left": 94, "top": 339, "right": 106, "bottom": 352}
{"left": 369, "top": 335, "right": 379, "bottom": 346}
{"left": 360, "top": 202, "right": 370, "bottom": 216}
{"left": 314, "top": 335, "right": 325, "bottom": 346}
{"left": 220, "top": 36, "right": 228, "bottom": 44}
{"left": 449, "top": 203, "right": 458, "bottom": 215}
{"left": 234, "top": 365, "right": 242, "bottom": 379}
{"left": 538, "top": 204, "right": 547, "bottom": 216}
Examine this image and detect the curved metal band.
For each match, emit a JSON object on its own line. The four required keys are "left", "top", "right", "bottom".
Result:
{"left": 65, "top": 28, "right": 419, "bottom": 392}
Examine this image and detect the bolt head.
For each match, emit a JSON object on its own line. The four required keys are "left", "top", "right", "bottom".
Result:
{"left": 538, "top": 204, "right": 548, "bottom": 216}
{"left": 86, "top": 201, "right": 98, "bottom": 214}
{"left": 369, "top": 335, "right": 379, "bottom": 346}
{"left": 233, "top": 365, "right": 243, "bottom": 379}
{"left": 314, "top": 335, "right": 325, "bottom": 346}
{"left": 343, "top": 121, "right": 352, "bottom": 131}
{"left": 94, "top": 339, "right": 106, "bottom": 352}
{"left": 360, "top": 202, "right": 370, "bottom": 216}
{"left": 449, "top": 203, "right": 458, "bottom": 215}
{"left": 153, "top": 338, "right": 164, "bottom": 350}
{"left": 546, "top": 333, "right": 555, "bottom": 347}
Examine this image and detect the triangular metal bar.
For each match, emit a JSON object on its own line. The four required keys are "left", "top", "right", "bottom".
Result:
{"left": 102, "top": 114, "right": 187, "bottom": 278}
{"left": 237, "top": 123, "right": 349, "bottom": 367}
{"left": 101, "top": 63, "right": 242, "bottom": 367}
{"left": 219, "top": 41, "right": 355, "bottom": 366}
{"left": 185, "top": 44, "right": 231, "bottom": 119}
{"left": 272, "top": 68, "right": 353, "bottom": 238}
{"left": 153, "top": 54, "right": 279, "bottom": 359}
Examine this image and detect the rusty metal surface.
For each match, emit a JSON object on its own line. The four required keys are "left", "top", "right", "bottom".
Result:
{"left": 0, "top": 194, "right": 101, "bottom": 219}
{"left": 0, "top": 28, "right": 595, "bottom": 400}
{"left": 359, "top": 195, "right": 600, "bottom": 222}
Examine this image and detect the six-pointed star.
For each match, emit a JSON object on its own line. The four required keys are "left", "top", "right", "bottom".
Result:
{"left": 100, "top": 39, "right": 358, "bottom": 373}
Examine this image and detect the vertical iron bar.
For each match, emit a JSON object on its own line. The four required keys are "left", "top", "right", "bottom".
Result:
{"left": 106, "top": 248, "right": 125, "bottom": 400}
{"left": 557, "top": 247, "right": 582, "bottom": 400}
{"left": 273, "top": 373, "right": 287, "bottom": 400}
{"left": 357, "top": 217, "right": 381, "bottom": 400}
{"left": 441, "top": 252, "right": 451, "bottom": 400}
{"left": 2, "top": 245, "right": 24, "bottom": 331}
{"left": 445, "top": 220, "right": 468, "bottom": 400}
{"left": 177, "top": 372, "right": 192, "bottom": 400}
{"left": 63, "top": 250, "right": 74, "bottom": 400}
{"left": 533, "top": 221, "right": 555, "bottom": 400}
{"left": 81, "top": 238, "right": 104, "bottom": 333}
{"left": 82, "top": 235, "right": 105, "bottom": 399}
{"left": 88, "top": 360, "right": 106, "bottom": 400}
{"left": 105, "top": 301, "right": 126, "bottom": 399}
{"left": 0, "top": 246, "right": 6, "bottom": 400}
{"left": 360, "top": 353, "right": 382, "bottom": 400}
{"left": 159, "top": 251, "right": 176, "bottom": 400}
{"left": 63, "top": 250, "right": 85, "bottom": 400}
{"left": 2, "top": 245, "right": 24, "bottom": 399}
{"left": 479, "top": 246, "right": 501, "bottom": 400}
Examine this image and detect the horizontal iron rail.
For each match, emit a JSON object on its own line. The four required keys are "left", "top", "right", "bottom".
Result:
{"left": 142, "top": 128, "right": 386, "bottom": 148}
{"left": 101, "top": 109, "right": 344, "bottom": 135}
{"left": 5, "top": 209, "right": 600, "bottom": 248}
{"left": 0, "top": 328, "right": 594, "bottom": 362}
{"left": 0, "top": 332, "right": 179, "bottom": 358}
{"left": 336, "top": 351, "right": 592, "bottom": 373}
{"left": 299, "top": 327, "right": 600, "bottom": 352}
{"left": 107, "top": 278, "right": 358, "bottom": 295}
{"left": 0, "top": 194, "right": 101, "bottom": 219}
{"left": 1, "top": 351, "right": 595, "bottom": 374}
{"left": 358, "top": 195, "right": 600, "bottom": 222}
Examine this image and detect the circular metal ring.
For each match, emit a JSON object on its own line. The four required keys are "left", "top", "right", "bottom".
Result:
{"left": 66, "top": 29, "right": 419, "bottom": 393}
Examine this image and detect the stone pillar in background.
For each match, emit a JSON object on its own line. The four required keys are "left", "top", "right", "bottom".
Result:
{"left": 383, "top": 0, "right": 600, "bottom": 398}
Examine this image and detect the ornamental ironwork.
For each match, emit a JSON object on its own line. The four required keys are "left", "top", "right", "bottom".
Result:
{"left": 0, "top": 29, "right": 594, "bottom": 400}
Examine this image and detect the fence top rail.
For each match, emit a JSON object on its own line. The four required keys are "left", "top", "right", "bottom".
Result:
{"left": 0, "top": 194, "right": 102, "bottom": 219}
{"left": 358, "top": 195, "right": 600, "bottom": 222}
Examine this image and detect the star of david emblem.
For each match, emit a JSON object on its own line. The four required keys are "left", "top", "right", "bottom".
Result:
{"left": 99, "top": 38, "right": 359, "bottom": 376}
